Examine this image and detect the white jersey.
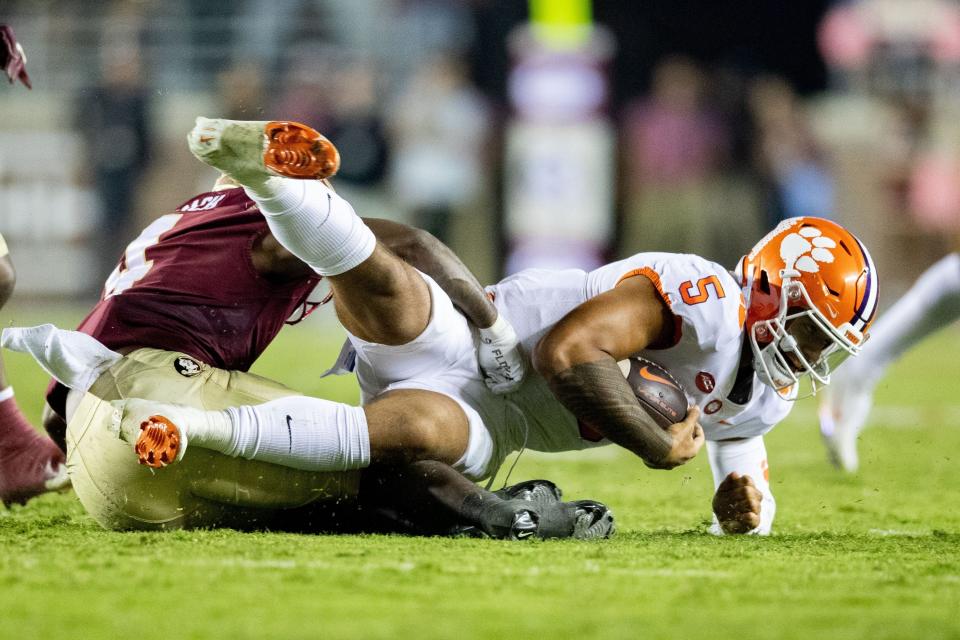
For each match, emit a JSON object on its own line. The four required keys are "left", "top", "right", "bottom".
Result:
{"left": 489, "top": 252, "right": 792, "bottom": 447}
{"left": 343, "top": 253, "right": 792, "bottom": 479}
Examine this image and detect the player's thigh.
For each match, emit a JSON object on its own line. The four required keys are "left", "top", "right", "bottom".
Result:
{"left": 331, "top": 246, "right": 432, "bottom": 345}
{"left": 68, "top": 350, "right": 357, "bottom": 530}
{"left": 351, "top": 272, "right": 478, "bottom": 390}
{"left": 365, "top": 382, "right": 498, "bottom": 481}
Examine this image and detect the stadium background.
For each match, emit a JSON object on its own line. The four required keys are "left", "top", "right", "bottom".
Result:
{"left": 2, "top": 2, "right": 960, "bottom": 639}
{"left": 3, "top": 0, "right": 959, "bottom": 297}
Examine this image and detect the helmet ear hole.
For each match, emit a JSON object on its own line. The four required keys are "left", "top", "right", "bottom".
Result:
{"left": 759, "top": 270, "right": 770, "bottom": 294}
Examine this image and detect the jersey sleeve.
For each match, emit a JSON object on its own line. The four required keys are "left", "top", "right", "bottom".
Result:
{"left": 588, "top": 252, "right": 745, "bottom": 352}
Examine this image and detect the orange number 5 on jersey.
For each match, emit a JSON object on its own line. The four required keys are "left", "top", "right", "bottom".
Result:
{"left": 679, "top": 276, "right": 726, "bottom": 305}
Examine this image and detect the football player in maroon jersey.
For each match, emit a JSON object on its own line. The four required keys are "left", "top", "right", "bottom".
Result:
{"left": 10, "top": 177, "right": 609, "bottom": 539}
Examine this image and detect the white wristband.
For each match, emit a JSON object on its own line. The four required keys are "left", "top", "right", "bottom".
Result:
{"left": 0, "top": 386, "right": 14, "bottom": 402}
{"left": 478, "top": 313, "right": 511, "bottom": 343}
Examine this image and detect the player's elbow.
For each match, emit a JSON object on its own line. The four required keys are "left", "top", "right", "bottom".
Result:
{"left": 385, "top": 225, "right": 435, "bottom": 263}
{"left": 533, "top": 323, "right": 606, "bottom": 378}
{"left": 532, "top": 333, "right": 576, "bottom": 379}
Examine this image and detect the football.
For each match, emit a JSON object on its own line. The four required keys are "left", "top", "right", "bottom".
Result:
{"left": 618, "top": 357, "right": 689, "bottom": 428}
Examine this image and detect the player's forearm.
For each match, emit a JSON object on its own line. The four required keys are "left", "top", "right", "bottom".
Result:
{"left": 366, "top": 219, "right": 497, "bottom": 328}
{"left": 544, "top": 358, "right": 672, "bottom": 464}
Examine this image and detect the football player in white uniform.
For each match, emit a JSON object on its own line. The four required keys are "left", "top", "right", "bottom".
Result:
{"left": 819, "top": 252, "right": 957, "bottom": 472}
{"left": 110, "top": 118, "right": 878, "bottom": 535}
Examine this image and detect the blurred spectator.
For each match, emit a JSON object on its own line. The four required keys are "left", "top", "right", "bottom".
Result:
{"left": 187, "top": 0, "right": 238, "bottom": 78}
{"left": 74, "top": 48, "right": 152, "bottom": 290}
{"left": 749, "top": 75, "right": 835, "bottom": 227}
{"left": 387, "top": 0, "right": 477, "bottom": 76}
{"left": 273, "top": 46, "right": 336, "bottom": 131}
{"left": 326, "top": 57, "right": 389, "bottom": 190}
{"left": 819, "top": 0, "right": 960, "bottom": 96}
{"left": 217, "top": 61, "right": 267, "bottom": 120}
{"left": 910, "top": 147, "right": 960, "bottom": 232}
{"left": 387, "top": 54, "right": 491, "bottom": 243}
{"left": 815, "top": 0, "right": 960, "bottom": 288}
{"left": 619, "top": 56, "right": 729, "bottom": 257}
{"left": 274, "top": 52, "right": 391, "bottom": 218}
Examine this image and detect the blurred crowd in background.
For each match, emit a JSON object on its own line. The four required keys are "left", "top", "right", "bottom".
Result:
{"left": 2, "top": 0, "right": 960, "bottom": 303}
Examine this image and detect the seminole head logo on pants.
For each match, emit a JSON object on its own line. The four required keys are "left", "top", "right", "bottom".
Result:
{"left": 174, "top": 356, "right": 202, "bottom": 377}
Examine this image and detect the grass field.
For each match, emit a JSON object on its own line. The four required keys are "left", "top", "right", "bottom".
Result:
{"left": 2, "top": 304, "right": 959, "bottom": 639}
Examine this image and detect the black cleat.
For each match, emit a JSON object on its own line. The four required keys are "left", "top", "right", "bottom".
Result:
{"left": 450, "top": 500, "right": 540, "bottom": 541}
{"left": 570, "top": 500, "right": 615, "bottom": 540}
{"left": 509, "top": 509, "right": 539, "bottom": 541}
{"left": 452, "top": 483, "right": 612, "bottom": 541}
{"left": 534, "top": 499, "right": 615, "bottom": 539}
{"left": 494, "top": 479, "right": 562, "bottom": 509}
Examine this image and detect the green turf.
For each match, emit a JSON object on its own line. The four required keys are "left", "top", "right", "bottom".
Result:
{"left": 2, "top": 304, "right": 959, "bottom": 639}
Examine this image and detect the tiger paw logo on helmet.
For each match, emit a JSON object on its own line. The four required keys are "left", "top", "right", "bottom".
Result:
{"left": 780, "top": 226, "right": 837, "bottom": 274}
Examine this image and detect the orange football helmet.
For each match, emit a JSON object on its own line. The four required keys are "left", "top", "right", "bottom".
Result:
{"left": 738, "top": 217, "right": 878, "bottom": 393}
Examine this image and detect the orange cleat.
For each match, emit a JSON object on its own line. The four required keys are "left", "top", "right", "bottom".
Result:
{"left": 263, "top": 121, "right": 341, "bottom": 180}
{"left": 134, "top": 415, "right": 183, "bottom": 469}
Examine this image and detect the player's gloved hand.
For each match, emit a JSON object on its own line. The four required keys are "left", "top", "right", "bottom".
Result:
{"left": 478, "top": 314, "right": 526, "bottom": 394}
{"left": 712, "top": 471, "right": 762, "bottom": 534}
{"left": 644, "top": 405, "right": 704, "bottom": 470}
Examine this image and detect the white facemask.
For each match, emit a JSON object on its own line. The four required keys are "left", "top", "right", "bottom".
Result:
{"left": 749, "top": 274, "right": 857, "bottom": 398}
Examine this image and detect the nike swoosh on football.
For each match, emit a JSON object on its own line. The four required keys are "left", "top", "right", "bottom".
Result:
{"left": 638, "top": 366, "right": 674, "bottom": 387}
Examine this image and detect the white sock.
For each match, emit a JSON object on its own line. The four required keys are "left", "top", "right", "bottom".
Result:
{"left": 183, "top": 408, "right": 233, "bottom": 449}
{"left": 851, "top": 253, "right": 960, "bottom": 382}
{"left": 244, "top": 178, "right": 376, "bottom": 276}
{"left": 209, "top": 396, "right": 370, "bottom": 472}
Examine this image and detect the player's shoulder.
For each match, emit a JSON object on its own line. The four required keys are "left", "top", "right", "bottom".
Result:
{"left": 591, "top": 252, "right": 737, "bottom": 298}
{"left": 591, "top": 252, "right": 743, "bottom": 346}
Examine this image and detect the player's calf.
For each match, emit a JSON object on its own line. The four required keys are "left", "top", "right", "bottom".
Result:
{"left": 111, "top": 396, "right": 371, "bottom": 473}
{"left": 364, "top": 389, "right": 471, "bottom": 468}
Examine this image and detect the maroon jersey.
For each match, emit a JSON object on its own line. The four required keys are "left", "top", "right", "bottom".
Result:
{"left": 47, "top": 187, "right": 321, "bottom": 417}
{"left": 83, "top": 187, "right": 320, "bottom": 367}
